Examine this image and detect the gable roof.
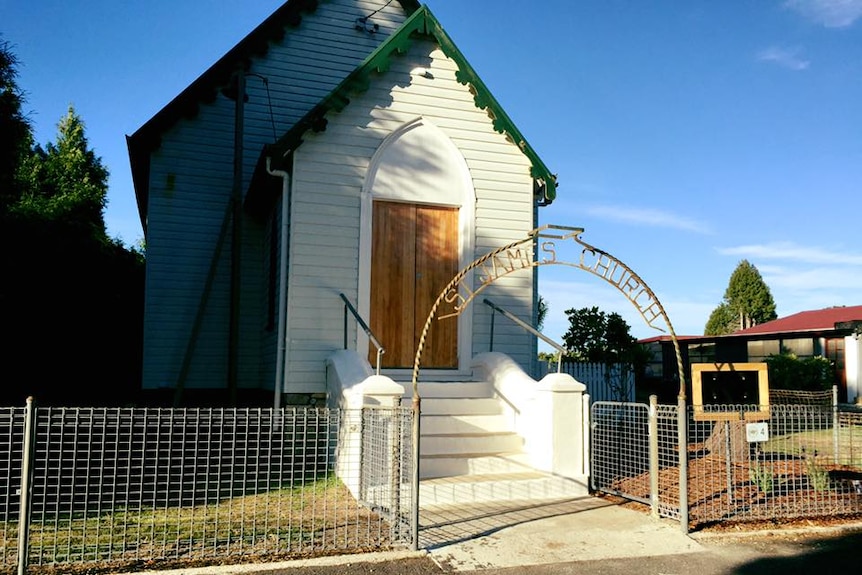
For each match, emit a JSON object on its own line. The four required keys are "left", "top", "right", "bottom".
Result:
{"left": 262, "top": 5, "right": 558, "bottom": 204}
{"left": 126, "top": 0, "right": 421, "bottom": 233}
{"left": 733, "top": 305, "right": 862, "bottom": 336}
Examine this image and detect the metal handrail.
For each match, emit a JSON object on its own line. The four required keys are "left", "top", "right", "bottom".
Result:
{"left": 339, "top": 293, "right": 385, "bottom": 375}
{"left": 483, "top": 298, "right": 567, "bottom": 373}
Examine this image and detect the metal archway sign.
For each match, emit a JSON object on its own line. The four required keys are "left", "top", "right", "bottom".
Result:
{"left": 407, "top": 224, "right": 690, "bottom": 548}
{"left": 410, "top": 224, "right": 686, "bottom": 400}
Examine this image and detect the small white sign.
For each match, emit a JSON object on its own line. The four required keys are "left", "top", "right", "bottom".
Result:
{"left": 746, "top": 422, "right": 769, "bottom": 443}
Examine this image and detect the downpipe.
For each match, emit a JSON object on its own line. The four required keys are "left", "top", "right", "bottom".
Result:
{"left": 266, "top": 156, "right": 291, "bottom": 416}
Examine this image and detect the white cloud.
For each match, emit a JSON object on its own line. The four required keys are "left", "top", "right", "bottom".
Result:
{"left": 784, "top": 0, "right": 862, "bottom": 28}
{"left": 757, "top": 264, "right": 861, "bottom": 317}
{"left": 584, "top": 205, "right": 713, "bottom": 234}
{"left": 717, "top": 241, "right": 862, "bottom": 265}
{"left": 760, "top": 264, "right": 860, "bottom": 289}
{"left": 714, "top": 243, "right": 862, "bottom": 317}
{"left": 756, "top": 46, "right": 810, "bottom": 70}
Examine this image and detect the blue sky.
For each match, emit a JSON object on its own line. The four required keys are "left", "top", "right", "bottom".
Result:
{"left": 4, "top": 0, "right": 861, "bottom": 344}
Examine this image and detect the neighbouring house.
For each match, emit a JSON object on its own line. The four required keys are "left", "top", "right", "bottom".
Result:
{"left": 126, "top": 1, "right": 559, "bottom": 407}
{"left": 640, "top": 305, "right": 862, "bottom": 404}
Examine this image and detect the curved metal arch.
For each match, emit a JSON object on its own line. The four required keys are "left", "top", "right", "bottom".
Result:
{"left": 408, "top": 224, "right": 691, "bottom": 546}
{"left": 411, "top": 224, "right": 687, "bottom": 401}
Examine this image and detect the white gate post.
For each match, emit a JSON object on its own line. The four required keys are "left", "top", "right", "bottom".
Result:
{"left": 535, "top": 373, "right": 587, "bottom": 479}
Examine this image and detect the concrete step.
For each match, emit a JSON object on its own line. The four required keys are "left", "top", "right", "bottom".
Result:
{"left": 420, "top": 413, "right": 512, "bottom": 435}
{"left": 419, "top": 472, "right": 589, "bottom": 506}
{"left": 420, "top": 432, "right": 522, "bottom": 457}
{"left": 402, "top": 380, "right": 542, "bottom": 497}
{"left": 419, "top": 453, "right": 533, "bottom": 479}
{"left": 411, "top": 381, "right": 493, "bottom": 399}
{"left": 418, "top": 397, "right": 502, "bottom": 416}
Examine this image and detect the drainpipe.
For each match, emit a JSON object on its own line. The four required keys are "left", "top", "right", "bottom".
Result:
{"left": 266, "top": 155, "right": 291, "bottom": 412}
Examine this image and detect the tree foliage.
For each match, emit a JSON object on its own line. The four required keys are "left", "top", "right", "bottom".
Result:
{"left": 0, "top": 42, "right": 144, "bottom": 406}
{"left": 705, "top": 260, "right": 777, "bottom": 335}
{"left": 704, "top": 302, "right": 736, "bottom": 336}
{"left": 562, "top": 306, "right": 637, "bottom": 363}
{"left": 560, "top": 306, "right": 652, "bottom": 401}
{"left": 537, "top": 294, "right": 548, "bottom": 331}
{"left": 15, "top": 107, "right": 109, "bottom": 236}
{"left": 0, "top": 38, "right": 32, "bottom": 212}
{"left": 765, "top": 351, "right": 834, "bottom": 391}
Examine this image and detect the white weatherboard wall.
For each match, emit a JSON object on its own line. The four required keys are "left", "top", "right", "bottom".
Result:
{"left": 282, "top": 38, "right": 537, "bottom": 394}
{"left": 141, "top": 0, "right": 410, "bottom": 391}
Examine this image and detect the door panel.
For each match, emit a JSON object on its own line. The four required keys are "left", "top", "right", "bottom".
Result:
{"left": 416, "top": 206, "right": 459, "bottom": 368}
{"left": 370, "top": 201, "right": 459, "bottom": 369}
{"left": 370, "top": 202, "right": 416, "bottom": 367}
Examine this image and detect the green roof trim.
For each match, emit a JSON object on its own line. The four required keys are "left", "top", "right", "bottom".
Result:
{"left": 267, "top": 5, "right": 557, "bottom": 203}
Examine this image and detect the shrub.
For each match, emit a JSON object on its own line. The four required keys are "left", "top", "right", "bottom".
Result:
{"left": 766, "top": 351, "right": 834, "bottom": 391}
{"left": 802, "top": 448, "right": 831, "bottom": 492}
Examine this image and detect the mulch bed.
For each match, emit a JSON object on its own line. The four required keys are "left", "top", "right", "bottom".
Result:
{"left": 607, "top": 452, "right": 862, "bottom": 532}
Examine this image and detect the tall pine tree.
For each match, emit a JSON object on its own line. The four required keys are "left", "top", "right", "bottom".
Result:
{"left": 16, "top": 106, "right": 109, "bottom": 235}
{"left": 0, "top": 42, "right": 144, "bottom": 406}
{"left": 704, "top": 260, "right": 777, "bottom": 335}
{"left": 0, "top": 38, "right": 32, "bottom": 212}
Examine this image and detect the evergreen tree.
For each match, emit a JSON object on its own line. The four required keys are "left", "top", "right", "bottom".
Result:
{"left": 15, "top": 106, "right": 109, "bottom": 237}
{"left": 562, "top": 306, "right": 637, "bottom": 363}
{"left": 561, "top": 306, "right": 649, "bottom": 401}
{"left": 704, "top": 302, "right": 736, "bottom": 336}
{"left": 0, "top": 43, "right": 144, "bottom": 406}
{"left": 537, "top": 294, "right": 548, "bottom": 331}
{"left": 0, "top": 38, "right": 32, "bottom": 212}
{"left": 704, "top": 260, "right": 777, "bottom": 335}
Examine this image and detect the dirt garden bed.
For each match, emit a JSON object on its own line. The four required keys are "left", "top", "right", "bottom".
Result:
{"left": 608, "top": 452, "right": 862, "bottom": 532}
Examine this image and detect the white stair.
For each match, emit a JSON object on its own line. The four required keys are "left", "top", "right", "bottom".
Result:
{"left": 400, "top": 379, "right": 589, "bottom": 506}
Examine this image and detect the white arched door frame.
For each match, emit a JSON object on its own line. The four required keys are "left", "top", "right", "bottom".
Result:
{"left": 358, "top": 117, "right": 476, "bottom": 376}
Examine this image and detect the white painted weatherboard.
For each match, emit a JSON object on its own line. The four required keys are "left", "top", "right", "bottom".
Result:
{"left": 141, "top": 0, "right": 410, "bottom": 391}
{"left": 282, "top": 38, "right": 537, "bottom": 393}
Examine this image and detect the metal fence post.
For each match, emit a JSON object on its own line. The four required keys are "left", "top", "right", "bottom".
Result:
{"left": 677, "top": 396, "right": 689, "bottom": 534}
{"left": 389, "top": 399, "right": 401, "bottom": 544}
{"left": 17, "top": 397, "right": 36, "bottom": 575}
{"left": 410, "top": 395, "right": 420, "bottom": 551}
{"left": 648, "top": 395, "right": 659, "bottom": 518}
{"left": 833, "top": 385, "right": 839, "bottom": 465}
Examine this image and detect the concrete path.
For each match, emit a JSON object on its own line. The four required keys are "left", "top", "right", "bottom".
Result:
{"left": 109, "top": 496, "right": 862, "bottom": 574}
{"left": 425, "top": 498, "right": 702, "bottom": 571}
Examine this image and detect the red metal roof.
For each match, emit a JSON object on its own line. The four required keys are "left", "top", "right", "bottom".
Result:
{"left": 638, "top": 305, "right": 862, "bottom": 344}
{"left": 734, "top": 305, "right": 862, "bottom": 335}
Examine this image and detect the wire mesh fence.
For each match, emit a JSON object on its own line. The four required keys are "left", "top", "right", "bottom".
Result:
{"left": 591, "top": 396, "right": 862, "bottom": 531}
{"left": 687, "top": 404, "right": 862, "bottom": 527}
{"left": 0, "top": 404, "right": 414, "bottom": 573}
{"left": 590, "top": 401, "right": 684, "bottom": 521}
{"left": 590, "top": 401, "right": 650, "bottom": 502}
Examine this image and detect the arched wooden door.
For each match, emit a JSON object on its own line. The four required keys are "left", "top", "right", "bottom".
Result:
{"left": 370, "top": 200, "right": 459, "bottom": 369}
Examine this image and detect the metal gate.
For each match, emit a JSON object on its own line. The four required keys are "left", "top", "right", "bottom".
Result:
{"left": 590, "top": 400, "right": 683, "bottom": 521}
{"left": 591, "top": 397, "right": 862, "bottom": 530}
